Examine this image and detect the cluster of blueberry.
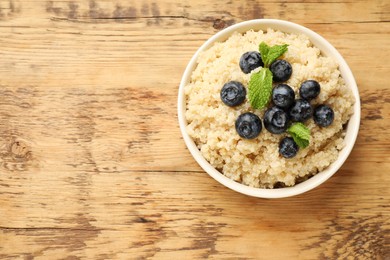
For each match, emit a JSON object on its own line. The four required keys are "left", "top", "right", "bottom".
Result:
{"left": 220, "top": 50, "right": 335, "bottom": 158}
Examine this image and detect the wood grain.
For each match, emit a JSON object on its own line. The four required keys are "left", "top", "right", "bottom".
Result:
{"left": 0, "top": 0, "right": 389, "bottom": 259}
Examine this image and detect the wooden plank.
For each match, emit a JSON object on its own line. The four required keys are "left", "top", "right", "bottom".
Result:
{"left": 0, "top": 171, "right": 389, "bottom": 259}
{"left": 0, "top": 0, "right": 389, "bottom": 259}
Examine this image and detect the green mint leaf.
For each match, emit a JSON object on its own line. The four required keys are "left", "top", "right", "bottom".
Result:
{"left": 288, "top": 122, "right": 310, "bottom": 148}
{"left": 248, "top": 67, "right": 273, "bottom": 109}
{"left": 259, "top": 42, "right": 270, "bottom": 65}
{"left": 259, "top": 42, "right": 289, "bottom": 67}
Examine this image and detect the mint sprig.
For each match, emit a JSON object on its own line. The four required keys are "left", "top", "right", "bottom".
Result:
{"left": 248, "top": 68, "right": 273, "bottom": 109}
{"left": 248, "top": 42, "right": 289, "bottom": 109}
{"left": 288, "top": 122, "right": 310, "bottom": 148}
{"left": 259, "top": 42, "right": 289, "bottom": 67}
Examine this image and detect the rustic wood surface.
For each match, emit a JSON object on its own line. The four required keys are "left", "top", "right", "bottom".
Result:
{"left": 0, "top": 0, "right": 389, "bottom": 259}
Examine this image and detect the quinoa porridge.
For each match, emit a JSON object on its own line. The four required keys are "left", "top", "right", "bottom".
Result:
{"left": 184, "top": 28, "right": 355, "bottom": 188}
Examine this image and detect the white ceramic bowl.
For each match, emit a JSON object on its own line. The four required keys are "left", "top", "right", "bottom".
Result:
{"left": 178, "top": 19, "right": 360, "bottom": 198}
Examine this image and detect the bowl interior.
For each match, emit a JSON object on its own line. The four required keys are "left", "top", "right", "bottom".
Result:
{"left": 178, "top": 19, "right": 360, "bottom": 198}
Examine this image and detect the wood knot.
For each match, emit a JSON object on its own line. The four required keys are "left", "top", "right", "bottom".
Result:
{"left": 213, "top": 19, "right": 226, "bottom": 29}
{"left": 10, "top": 141, "right": 30, "bottom": 160}
{"left": 213, "top": 19, "right": 235, "bottom": 30}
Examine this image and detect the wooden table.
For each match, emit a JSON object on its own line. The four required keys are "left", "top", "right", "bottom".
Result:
{"left": 0, "top": 0, "right": 388, "bottom": 259}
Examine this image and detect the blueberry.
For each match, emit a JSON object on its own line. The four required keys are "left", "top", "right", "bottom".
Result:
{"left": 270, "top": 59, "right": 292, "bottom": 82}
{"left": 313, "top": 105, "right": 334, "bottom": 127}
{"left": 300, "top": 80, "right": 321, "bottom": 100}
{"left": 289, "top": 99, "right": 313, "bottom": 122}
{"left": 279, "top": 137, "right": 299, "bottom": 158}
{"left": 235, "top": 112, "right": 262, "bottom": 139}
{"left": 220, "top": 81, "right": 246, "bottom": 107}
{"left": 239, "top": 51, "right": 264, "bottom": 74}
{"left": 272, "top": 84, "right": 295, "bottom": 109}
{"left": 264, "top": 106, "right": 290, "bottom": 134}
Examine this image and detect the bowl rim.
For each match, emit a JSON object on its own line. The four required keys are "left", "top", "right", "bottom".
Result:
{"left": 177, "top": 19, "right": 361, "bottom": 198}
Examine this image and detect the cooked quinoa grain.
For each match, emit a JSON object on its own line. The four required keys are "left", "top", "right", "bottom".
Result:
{"left": 185, "top": 29, "right": 355, "bottom": 188}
